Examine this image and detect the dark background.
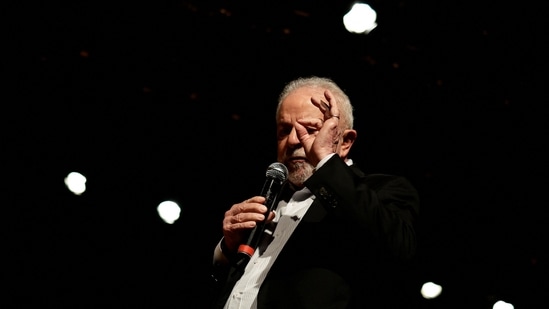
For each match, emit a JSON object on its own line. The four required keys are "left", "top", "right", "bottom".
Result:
{"left": 4, "top": 0, "right": 548, "bottom": 308}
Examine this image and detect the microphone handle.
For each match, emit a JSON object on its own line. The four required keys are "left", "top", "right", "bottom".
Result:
{"left": 236, "top": 178, "right": 284, "bottom": 261}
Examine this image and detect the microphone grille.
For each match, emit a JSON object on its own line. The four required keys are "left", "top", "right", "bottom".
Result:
{"left": 266, "top": 162, "right": 288, "bottom": 182}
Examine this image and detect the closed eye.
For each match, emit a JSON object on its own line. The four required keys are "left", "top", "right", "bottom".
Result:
{"left": 277, "top": 124, "right": 292, "bottom": 139}
{"left": 305, "top": 126, "right": 319, "bottom": 135}
{"left": 277, "top": 121, "right": 320, "bottom": 139}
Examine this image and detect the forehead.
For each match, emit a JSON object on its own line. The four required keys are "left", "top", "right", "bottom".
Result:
{"left": 278, "top": 87, "right": 325, "bottom": 120}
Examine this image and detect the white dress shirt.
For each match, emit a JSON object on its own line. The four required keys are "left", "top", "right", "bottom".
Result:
{"left": 213, "top": 155, "right": 352, "bottom": 309}
{"left": 223, "top": 187, "right": 314, "bottom": 309}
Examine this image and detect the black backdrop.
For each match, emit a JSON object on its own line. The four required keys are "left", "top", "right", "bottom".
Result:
{"left": 5, "top": 1, "right": 548, "bottom": 308}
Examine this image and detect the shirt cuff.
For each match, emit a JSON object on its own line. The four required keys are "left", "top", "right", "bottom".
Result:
{"left": 316, "top": 153, "right": 336, "bottom": 169}
{"left": 213, "top": 239, "right": 229, "bottom": 265}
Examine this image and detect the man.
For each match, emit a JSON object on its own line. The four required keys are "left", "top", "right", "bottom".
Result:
{"left": 211, "top": 76, "right": 420, "bottom": 308}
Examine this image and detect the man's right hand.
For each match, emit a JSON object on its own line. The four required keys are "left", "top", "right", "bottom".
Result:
{"left": 222, "top": 196, "right": 275, "bottom": 252}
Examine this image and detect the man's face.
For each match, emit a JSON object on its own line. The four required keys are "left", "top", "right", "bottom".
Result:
{"left": 276, "top": 87, "right": 325, "bottom": 187}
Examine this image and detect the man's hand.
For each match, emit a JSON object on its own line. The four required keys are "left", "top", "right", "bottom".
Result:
{"left": 294, "top": 89, "right": 341, "bottom": 166}
{"left": 222, "top": 196, "right": 275, "bottom": 252}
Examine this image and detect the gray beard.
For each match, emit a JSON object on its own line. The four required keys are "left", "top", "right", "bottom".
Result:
{"left": 286, "top": 161, "right": 315, "bottom": 188}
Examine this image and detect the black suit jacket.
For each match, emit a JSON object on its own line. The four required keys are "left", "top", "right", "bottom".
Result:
{"left": 211, "top": 155, "right": 420, "bottom": 309}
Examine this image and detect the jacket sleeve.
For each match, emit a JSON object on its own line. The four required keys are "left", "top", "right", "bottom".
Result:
{"left": 304, "top": 155, "right": 420, "bottom": 261}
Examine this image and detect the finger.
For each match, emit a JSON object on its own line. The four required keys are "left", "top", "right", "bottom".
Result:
{"left": 324, "top": 90, "right": 340, "bottom": 120}
{"left": 245, "top": 196, "right": 267, "bottom": 205}
{"left": 225, "top": 198, "right": 268, "bottom": 223}
{"left": 311, "top": 93, "right": 339, "bottom": 121}
{"left": 320, "top": 99, "right": 331, "bottom": 112}
{"left": 227, "top": 197, "right": 266, "bottom": 214}
{"left": 310, "top": 97, "right": 331, "bottom": 117}
{"left": 223, "top": 210, "right": 265, "bottom": 229}
{"left": 231, "top": 212, "right": 265, "bottom": 224}
{"left": 223, "top": 218, "right": 257, "bottom": 233}
{"left": 321, "top": 100, "right": 334, "bottom": 120}
{"left": 295, "top": 117, "right": 323, "bottom": 129}
{"left": 293, "top": 120, "right": 316, "bottom": 149}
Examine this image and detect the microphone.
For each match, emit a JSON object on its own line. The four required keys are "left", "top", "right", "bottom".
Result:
{"left": 236, "top": 162, "right": 288, "bottom": 266}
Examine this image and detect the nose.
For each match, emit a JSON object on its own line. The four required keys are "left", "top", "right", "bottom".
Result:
{"left": 288, "top": 126, "right": 301, "bottom": 148}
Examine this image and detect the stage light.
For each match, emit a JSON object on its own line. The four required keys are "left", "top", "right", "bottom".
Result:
{"left": 343, "top": 2, "right": 377, "bottom": 34}
{"left": 64, "top": 171, "right": 87, "bottom": 195}
{"left": 421, "top": 281, "right": 442, "bottom": 299}
{"left": 493, "top": 300, "right": 514, "bottom": 309}
{"left": 157, "top": 200, "right": 181, "bottom": 224}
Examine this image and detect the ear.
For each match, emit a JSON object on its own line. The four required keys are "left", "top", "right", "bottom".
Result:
{"left": 338, "top": 129, "right": 357, "bottom": 158}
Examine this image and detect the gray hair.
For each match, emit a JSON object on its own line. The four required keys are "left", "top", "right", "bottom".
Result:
{"left": 276, "top": 76, "right": 354, "bottom": 129}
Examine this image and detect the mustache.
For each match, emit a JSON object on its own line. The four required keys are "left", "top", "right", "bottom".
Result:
{"left": 286, "top": 149, "right": 306, "bottom": 160}
{"left": 285, "top": 156, "right": 314, "bottom": 171}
